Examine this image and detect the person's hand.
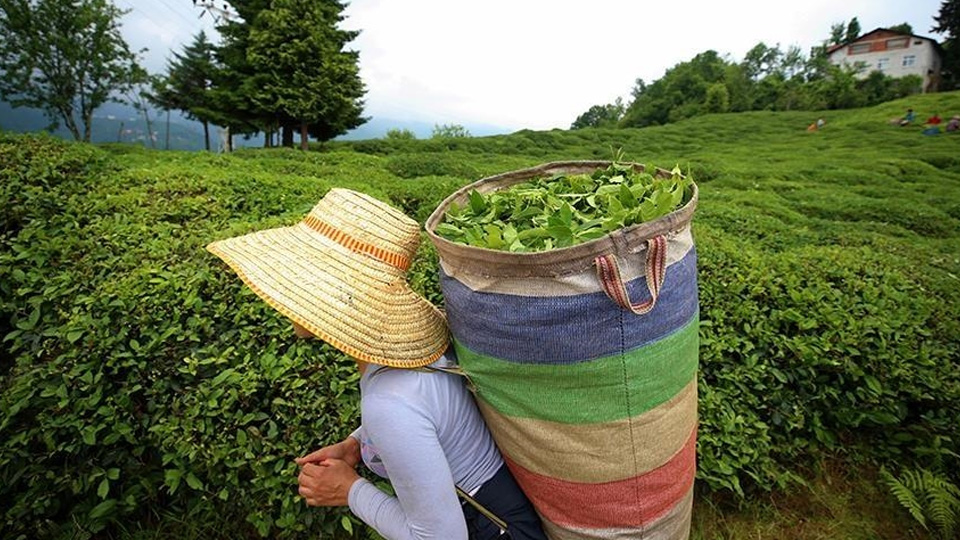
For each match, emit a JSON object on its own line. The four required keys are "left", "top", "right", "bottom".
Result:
{"left": 297, "top": 458, "right": 360, "bottom": 507}
{"left": 296, "top": 437, "right": 360, "bottom": 468}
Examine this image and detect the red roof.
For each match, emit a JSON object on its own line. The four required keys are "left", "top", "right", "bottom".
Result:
{"left": 826, "top": 27, "right": 939, "bottom": 55}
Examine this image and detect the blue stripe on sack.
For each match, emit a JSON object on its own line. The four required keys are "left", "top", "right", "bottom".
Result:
{"left": 441, "top": 248, "right": 698, "bottom": 365}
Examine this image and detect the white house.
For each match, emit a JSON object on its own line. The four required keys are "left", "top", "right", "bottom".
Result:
{"left": 827, "top": 28, "right": 942, "bottom": 92}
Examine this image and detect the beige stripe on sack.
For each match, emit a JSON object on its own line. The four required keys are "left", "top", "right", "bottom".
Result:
{"left": 477, "top": 379, "right": 697, "bottom": 484}
{"left": 442, "top": 226, "right": 694, "bottom": 296}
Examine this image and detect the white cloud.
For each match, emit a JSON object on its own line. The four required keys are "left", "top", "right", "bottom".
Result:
{"left": 122, "top": 0, "right": 945, "bottom": 132}
{"left": 343, "top": 0, "right": 943, "bottom": 130}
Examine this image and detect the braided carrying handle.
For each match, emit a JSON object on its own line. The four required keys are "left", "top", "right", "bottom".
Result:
{"left": 595, "top": 235, "right": 667, "bottom": 315}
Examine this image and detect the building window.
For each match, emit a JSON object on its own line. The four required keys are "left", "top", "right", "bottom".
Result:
{"left": 849, "top": 43, "right": 871, "bottom": 54}
{"left": 877, "top": 58, "right": 890, "bottom": 71}
{"left": 903, "top": 55, "right": 916, "bottom": 67}
{"left": 886, "top": 38, "right": 909, "bottom": 49}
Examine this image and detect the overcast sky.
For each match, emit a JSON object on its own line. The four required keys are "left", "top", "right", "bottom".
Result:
{"left": 120, "top": 0, "right": 945, "bottom": 131}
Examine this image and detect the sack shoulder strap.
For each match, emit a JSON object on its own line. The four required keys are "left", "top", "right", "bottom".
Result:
{"left": 456, "top": 486, "right": 509, "bottom": 532}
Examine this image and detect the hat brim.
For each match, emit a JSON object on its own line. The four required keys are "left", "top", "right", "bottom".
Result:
{"left": 207, "top": 222, "right": 448, "bottom": 368}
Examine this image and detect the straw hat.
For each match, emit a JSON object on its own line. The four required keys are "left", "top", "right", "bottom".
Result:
{"left": 207, "top": 188, "right": 448, "bottom": 368}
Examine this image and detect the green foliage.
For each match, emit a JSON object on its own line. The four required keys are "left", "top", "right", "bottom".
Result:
{"left": 0, "top": 134, "right": 392, "bottom": 539}
{"left": 571, "top": 98, "right": 625, "bottom": 129}
{"left": 881, "top": 467, "right": 960, "bottom": 538}
{"left": 431, "top": 124, "right": 471, "bottom": 138}
{"left": 150, "top": 31, "right": 220, "bottom": 151}
{"left": 844, "top": 17, "right": 861, "bottom": 44}
{"left": 888, "top": 22, "right": 914, "bottom": 35}
{"left": 0, "top": 0, "right": 145, "bottom": 142}
{"left": 2, "top": 92, "right": 960, "bottom": 538}
{"left": 621, "top": 50, "right": 729, "bottom": 127}
{"left": 384, "top": 153, "right": 479, "bottom": 180}
{"left": 435, "top": 163, "right": 691, "bottom": 252}
{"left": 246, "top": 0, "right": 366, "bottom": 147}
{"left": 385, "top": 128, "right": 416, "bottom": 140}
{"left": 934, "top": 0, "right": 960, "bottom": 89}
{"left": 704, "top": 83, "right": 730, "bottom": 113}
{"left": 935, "top": 0, "right": 960, "bottom": 38}
{"left": 621, "top": 23, "right": 927, "bottom": 128}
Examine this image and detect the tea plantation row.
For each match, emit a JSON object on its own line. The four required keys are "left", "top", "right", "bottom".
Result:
{"left": 1, "top": 93, "right": 959, "bottom": 538}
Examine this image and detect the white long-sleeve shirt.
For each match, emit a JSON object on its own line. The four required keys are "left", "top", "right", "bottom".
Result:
{"left": 347, "top": 354, "right": 502, "bottom": 540}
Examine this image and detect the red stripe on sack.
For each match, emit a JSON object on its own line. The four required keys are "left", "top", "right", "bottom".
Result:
{"left": 504, "top": 428, "right": 697, "bottom": 529}
{"left": 302, "top": 215, "right": 411, "bottom": 271}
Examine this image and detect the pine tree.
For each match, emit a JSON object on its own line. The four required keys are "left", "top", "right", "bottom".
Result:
{"left": 209, "top": 0, "right": 272, "bottom": 145}
{"left": 152, "top": 31, "right": 220, "bottom": 151}
{"left": 933, "top": 0, "right": 960, "bottom": 89}
{"left": 246, "top": 0, "right": 366, "bottom": 149}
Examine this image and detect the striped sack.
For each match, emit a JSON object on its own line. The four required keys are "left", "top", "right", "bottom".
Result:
{"left": 426, "top": 161, "right": 699, "bottom": 540}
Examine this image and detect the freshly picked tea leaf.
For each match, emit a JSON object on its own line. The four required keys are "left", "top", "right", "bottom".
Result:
{"left": 436, "top": 162, "right": 693, "bottom": 252}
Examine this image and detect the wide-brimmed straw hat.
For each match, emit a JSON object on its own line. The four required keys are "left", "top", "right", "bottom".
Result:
{"left": 207, "top": 188, "right": 448, "bottom": 368}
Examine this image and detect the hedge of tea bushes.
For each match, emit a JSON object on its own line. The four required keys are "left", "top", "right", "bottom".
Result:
{"left": 1, "top": 126, "right": 959, "bottom": 538}
{"left": 0, "top": 135, "right": 387, "bottom": 538}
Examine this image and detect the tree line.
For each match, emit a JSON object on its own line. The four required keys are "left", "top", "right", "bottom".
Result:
{"left": 0, "top": 0, "right": 366, "bottom": 150}
{"left": 573, "top": 4, "right": 960, "bottom": 129}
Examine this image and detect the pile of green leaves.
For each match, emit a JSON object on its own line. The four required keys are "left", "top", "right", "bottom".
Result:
{"left": 434, "top": 163, "right": 693, "bottom": 251}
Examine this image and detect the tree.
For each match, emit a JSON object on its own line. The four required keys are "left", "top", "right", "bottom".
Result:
{"left": 743, "top": 42, "right": 783, "bottom": 80}
{"left": 127, "top": 78, "right": 159, "bottom": 149}
{"left": 385, "top": 128, "right": 416, "bottom": 140}
{"left": 845, "top": 17, "right": 861, "bottom": 44}
{"left": 0, "top": 0, "right": 145, "bottom": 142}
{"left": 819, "top": 63, "right": 866, "bottom": 109}
{"left": 933, "top": 0, "right": 960, "bottom": 89}
{"left": 208, "top": 0, "right": 282, "bottom": 147}
{"left": 431, "top": 124, "right": 470, "bottom": 138}
{"left": 571, "top": 98, "right": 624, "bottom": 129}
{"left": 888, "top": 23, "right": 914, "bottom": 35}
{"left": 620, "top": 50, "right": 732, "bottom": 127}
{"left": 829, "top": 22, "right": 846, "bottom": 45}
{"left": 933, "top": 0, "right": 959, "bottom": 36}
{"left": 703, "top": 83, "right": 730, "bottom": 113}
{"left": 151, "top": 31, "right": 220, "bottom": 151}
{"left": 244, "top": 0, "right": 367, "bottom": 150}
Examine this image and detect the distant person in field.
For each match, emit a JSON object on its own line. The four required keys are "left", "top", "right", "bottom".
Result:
{"left": 947, "top": 115, "right": 960, "bottom": 133}
{"left": 922, "top": 112, "right": 944, "bottom": 136}
{"left": 206, "top": 189, "right": 548, "bottom": 540}
{"left": 894, "top": 108, "right": 916, "bottom": 127}
{"left": 806, "top": 118, "right": 825, "bottom": 132}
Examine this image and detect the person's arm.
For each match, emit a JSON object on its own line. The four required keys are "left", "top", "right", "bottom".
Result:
{"left": 348, "top": 393, "right": 467, "bottom": 540}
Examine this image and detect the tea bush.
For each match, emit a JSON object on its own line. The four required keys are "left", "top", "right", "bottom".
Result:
{"left": 0, "top": 135, "right": 396, "bottom": 539}
{"left": 2, "top": 92, "right": 959, "bottom": 538}
{"left": 384, "top": 152, "right": 479, "bottom": 180}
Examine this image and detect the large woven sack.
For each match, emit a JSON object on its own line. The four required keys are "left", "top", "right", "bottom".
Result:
{"left": 426, "top": 161, "right": 699, "bottom": 540}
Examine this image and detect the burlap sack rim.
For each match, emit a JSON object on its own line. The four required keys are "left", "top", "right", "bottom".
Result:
{"left": 425, "top": 161, "right": 699, "bottom": 278}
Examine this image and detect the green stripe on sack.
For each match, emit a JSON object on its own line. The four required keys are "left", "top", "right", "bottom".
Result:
{"left": 455, "top": 315, "right": 699, "bottom": 424}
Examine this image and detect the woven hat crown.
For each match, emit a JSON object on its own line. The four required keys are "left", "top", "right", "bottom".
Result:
{"left": 206, "top": 187, "right": 448, "bottom": 367}
{"left": 305, "top": 189, "right": 421, "bottom": 271}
